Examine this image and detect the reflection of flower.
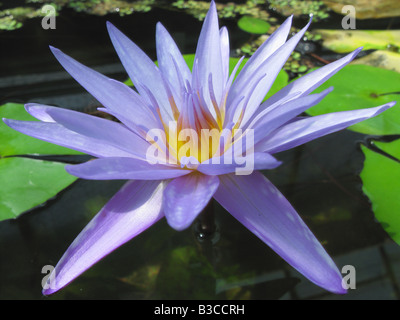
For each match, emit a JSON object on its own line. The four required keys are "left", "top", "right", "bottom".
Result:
{"left": 3, "top": 0, "right": 395, "bottom": 295}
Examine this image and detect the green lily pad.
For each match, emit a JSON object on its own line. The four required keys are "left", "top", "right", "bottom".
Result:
{"left": 0, "top": 157, "right": 77, "bottom": 220}
{"left": 306, "top": 64, "right": 400, "bottom": 135}
{"left": 0, "top": 102, "right": 82, "bottom": 221}
{"left": 0, "top": 103, "right": 83, "bottom": 157}
{"left": 237, "top": 16, "right": 271, "bottom": 35}
{"left": 360, "top": 139, "right": 400, "bottom": 245}
{"left": 124, "top": 55, "right": 288, "bottom": 101}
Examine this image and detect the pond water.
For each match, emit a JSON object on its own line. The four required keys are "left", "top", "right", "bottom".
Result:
{"left": 1, "top": 0, "right": 400, "bottom": 300}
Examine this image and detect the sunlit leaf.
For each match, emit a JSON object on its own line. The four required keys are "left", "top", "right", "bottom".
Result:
{"left": 360, "top": 139, "right": 400, "bottom": 245}
{"left": 306, "top": 65, "right": 400, "bottom": 135}
{"left": 316, "top": 29, "right": 400, "bottom": 53}
{"left": 237, "top": 16, "right": 271, "bottom": 35}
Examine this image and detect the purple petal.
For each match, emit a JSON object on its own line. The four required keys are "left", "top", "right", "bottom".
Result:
{"left": 50, "top": 47, "right": 161, "bottom": 134}
{"left": 219, "top": 26, "right": 230, "bottom": 84}
{"left": 197, "top": 152, "right": 281, "bottom": 175}
{"left": 250, "top": 87, "right": 333, "bottom": 145}
{"left": 193, "top": 0, "right": 224, "bottom": 104}
{"left": 106, "top": 22, "right": 173, "bottom": 122}
{"left": 229, "top": 16, "right": 308, "bottom": 126}
{"left": 260, "top": 48, "right": 363, "bottom": 111}
{"left": 42, "top": 180, "right": 166, "bottom": 295}
{"left": 214, "top": 172, "right": 346, "bottom": 294}
{"left": 256, "top": 102, "right": 396, "bottom": 154}
{"left": 2, "top": 119, "right": 132, "bottom": 158}
{"left": 66, "top": 157, "right": 191, "bottom": 180}
{"left": 27, "top": 104, "right": 150, "bottom": 159}
{"left": 25, "top": 103, "right": 57, "bottom": 122}
{"left": 228, "top": 15, "right": 292, "bottom": 100}
{"left": 163, "top": 173, "right": 219, "bottom": 231}
{"left": 156, "top": 22, "right": 192, "bottom": 99}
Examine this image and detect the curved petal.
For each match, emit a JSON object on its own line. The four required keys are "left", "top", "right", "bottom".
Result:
{"left": 156, "top": 22, "right": 192, "bottom": 99}
{"left": 66, "top": 157, "right": 191, "bottom": 180}
{"left": 197, "top": 152, "right": 281, "bottom": 176}
{"left": 2, "top": 119, "right": 132, "bottom": 158}
{"left": 163, "top": 173, "right": 219, "bottom": 231}
{"left": 219, "top": 26, "right": 230, "bottom": 85}
{"left": 49, "top": 47, "right": 161, "bottom": 134}
{"left": 229, "top": 17, "right": 311, "bottom": 126}
{"left": 228, "top": 15, "right": 292, "bottom": 100}
{"left": 106, "top": 22, "right": 173, "bottom": 122}
{"left": 42, "top": 180, "right": 166, "bottom": 295}
{"left": 25, "top": 103, "right": 57, "bottom": 122}
{"left": 27, "top": 104, "right": 150, "bottom": 159}
{"left": 214, "top": 172, "right": 346, "bottom": 294}
{"left": 260, "top": 48, "right": 363, "bottom": 111}
{"left": 256, "top": 101, "right": 396, "bottom": 154}
{"left": 250, "top": 87, "right": 333, "bottom": 145}
{"left": 192, "top": 0, "right": 223, "bottom": 105}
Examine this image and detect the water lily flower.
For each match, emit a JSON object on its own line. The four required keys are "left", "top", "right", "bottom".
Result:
{"left": 3, "top": 0, "right": 395, "bottom": 296}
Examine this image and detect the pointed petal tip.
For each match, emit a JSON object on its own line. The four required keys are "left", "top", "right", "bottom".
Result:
{"left": 208, "top": 0, "right": 217, "bottom": 15}
{"left": 374, "top": 101, "right": 397, "bottom": 115}
{"left": 49, "top": 46, "right": 68, "bottom": 63}
{"left": 49, "top": 45, "right": 60, "bottom": 55}
{"left": 327, "top": 279, "right": 348, "bottom": 295}
{"left": 64, "top": 164, "right": 77, "bottom": 176}
{"left": 155, "top": 21, "right": 163, "bottom": 29}
{"left": 106, "top": 21, "right": 121, "bottom": 36}
{"left": 42, "top": 286, "right": 59, "bottom": 296}
{"left": 166, "top": 219, "right": 192, "bottom": 232}
{"left": 2, "top": 117, "right": 9, "bottom": 125}
{"left": 106, "top": 21, "right": 118, "bottom": 36}
{"left": 2, "top": 118, "right": 16, "bottom": 128}
{"left": 24, "top": 103, "right": 39, "bottom": 113}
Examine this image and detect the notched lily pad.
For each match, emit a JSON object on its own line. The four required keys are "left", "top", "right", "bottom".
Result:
{"left": 360, "top": 139, "right": 400, "bottom": 246}
{"left": 307, "top": 64, "right": 400, "bottom": 135}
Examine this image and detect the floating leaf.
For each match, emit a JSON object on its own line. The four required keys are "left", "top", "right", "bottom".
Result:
{"left": 0, "top": 102, "right": 82, "bottom": 221}
{"left": 360, "top": 139, "right": 400, "bottom": 245}
{"left": 316, "top": 29, "right": 400, "bottom": 53}
{"left": 306, "top": 65, "right": 400, "bottom": 135}
{"left": 237, "top": 16, "right": 270, "bottom": 35}
{"left": 0, "top": 157, "right": 77, "bottom": 221}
